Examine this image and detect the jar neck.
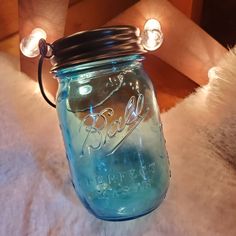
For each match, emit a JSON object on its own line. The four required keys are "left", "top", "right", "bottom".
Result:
{"left": 53, "top": 55, "right": 144, "bottom": 80}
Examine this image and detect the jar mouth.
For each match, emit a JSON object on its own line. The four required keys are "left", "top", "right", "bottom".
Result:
{"left": 50, "top": 25, "right": 146, "bottom": 72}
{"left": 54, "top": 54, "right": 144, "bottom": 78}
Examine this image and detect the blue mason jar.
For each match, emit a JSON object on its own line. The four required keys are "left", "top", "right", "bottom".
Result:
{"left": 42, "top": 26, "right": 170, "bottom": 221}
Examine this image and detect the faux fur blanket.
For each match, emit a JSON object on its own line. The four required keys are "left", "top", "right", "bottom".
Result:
{"left": 0, "top": 48, "right": 236, "bottom": 236}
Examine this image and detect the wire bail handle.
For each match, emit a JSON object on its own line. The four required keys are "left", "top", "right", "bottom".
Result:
{"left": 38, "top": 39, "right": 56, "bottom": 108}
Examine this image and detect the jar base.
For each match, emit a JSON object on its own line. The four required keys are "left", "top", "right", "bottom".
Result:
{"left": 92, "top": 189, "right": 168, "bottom": 221}
{"left": 94, "top": 204, "right": 158, "bottom": 222}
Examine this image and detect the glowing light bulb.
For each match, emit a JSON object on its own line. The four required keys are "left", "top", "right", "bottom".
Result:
{"left": 20, "top": 28, "right": 47, "bottom": 58}
{"left": 141, "top": 19, "right": 163, "bottom": 51}
{"left": 208, "top": 66, "right": 221, "bottom": 82}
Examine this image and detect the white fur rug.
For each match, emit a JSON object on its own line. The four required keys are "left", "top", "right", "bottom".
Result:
{"left": 0, "top": 48, "right": 236, "bottom": 236}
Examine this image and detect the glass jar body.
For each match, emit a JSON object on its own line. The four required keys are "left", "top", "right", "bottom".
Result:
{"left": 55, "top": 56, "right": 170, "bottom": 221}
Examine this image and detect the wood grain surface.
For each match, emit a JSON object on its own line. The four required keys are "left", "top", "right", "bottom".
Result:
{"left": 169, "top": 0, "right": 203, "bottom": 23}
{"left": 106, "top": 0, "right": 227, "bottom": 86}
{"left": 0, "top": 0, "right": 18, "bottom": 41}
{"left": 0, "top": 0, "right": 202, "bottom": 42}
{"left": 65, "top": 0, "right": 138, "bottom": 35}
{"left": 18, "top": 0, "right": 70, "bottom": 95}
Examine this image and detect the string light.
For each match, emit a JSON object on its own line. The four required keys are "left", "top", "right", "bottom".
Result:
{"left": 141, "top": 19, "right": 163, "bottom": 51}
{"left": 208, "top": 67, "right": 221, "bottom": 82}
{"left": 20, "top": 28, "right": 47, "bottom": 58}
{"left": 20, "top": 20, "right": 163, "bottom": 58}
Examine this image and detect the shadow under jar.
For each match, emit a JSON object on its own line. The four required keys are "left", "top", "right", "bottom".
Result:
{"left": 50, "top": 26, "right": 170, "bottom": 221}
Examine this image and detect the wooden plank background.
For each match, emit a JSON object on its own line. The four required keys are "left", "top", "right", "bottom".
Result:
{"left": 0, "top": 0, "right": 221, "bottom": 111}
{"left": 0, "top": 0, "right": 202, "bottom": 42}
{"left": 0, "top": 0, "right": 18, "bottom": 40}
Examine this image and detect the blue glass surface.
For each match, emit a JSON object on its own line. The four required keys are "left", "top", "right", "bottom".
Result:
{"left": 55, "top": 56, "right": 170, "bottom": 221}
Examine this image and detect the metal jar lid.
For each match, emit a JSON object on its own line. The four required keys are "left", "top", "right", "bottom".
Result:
{"left": 50, "top": 25, "right": 145, "bottom": 71}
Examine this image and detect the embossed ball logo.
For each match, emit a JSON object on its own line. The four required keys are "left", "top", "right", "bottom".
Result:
{"left": 79, "top": 93, "right": 149, "bottom": 157}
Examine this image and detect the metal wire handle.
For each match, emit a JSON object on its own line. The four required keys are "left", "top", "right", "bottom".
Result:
{"left": 38, "top": 39, "right": 56, "bottom": 108}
